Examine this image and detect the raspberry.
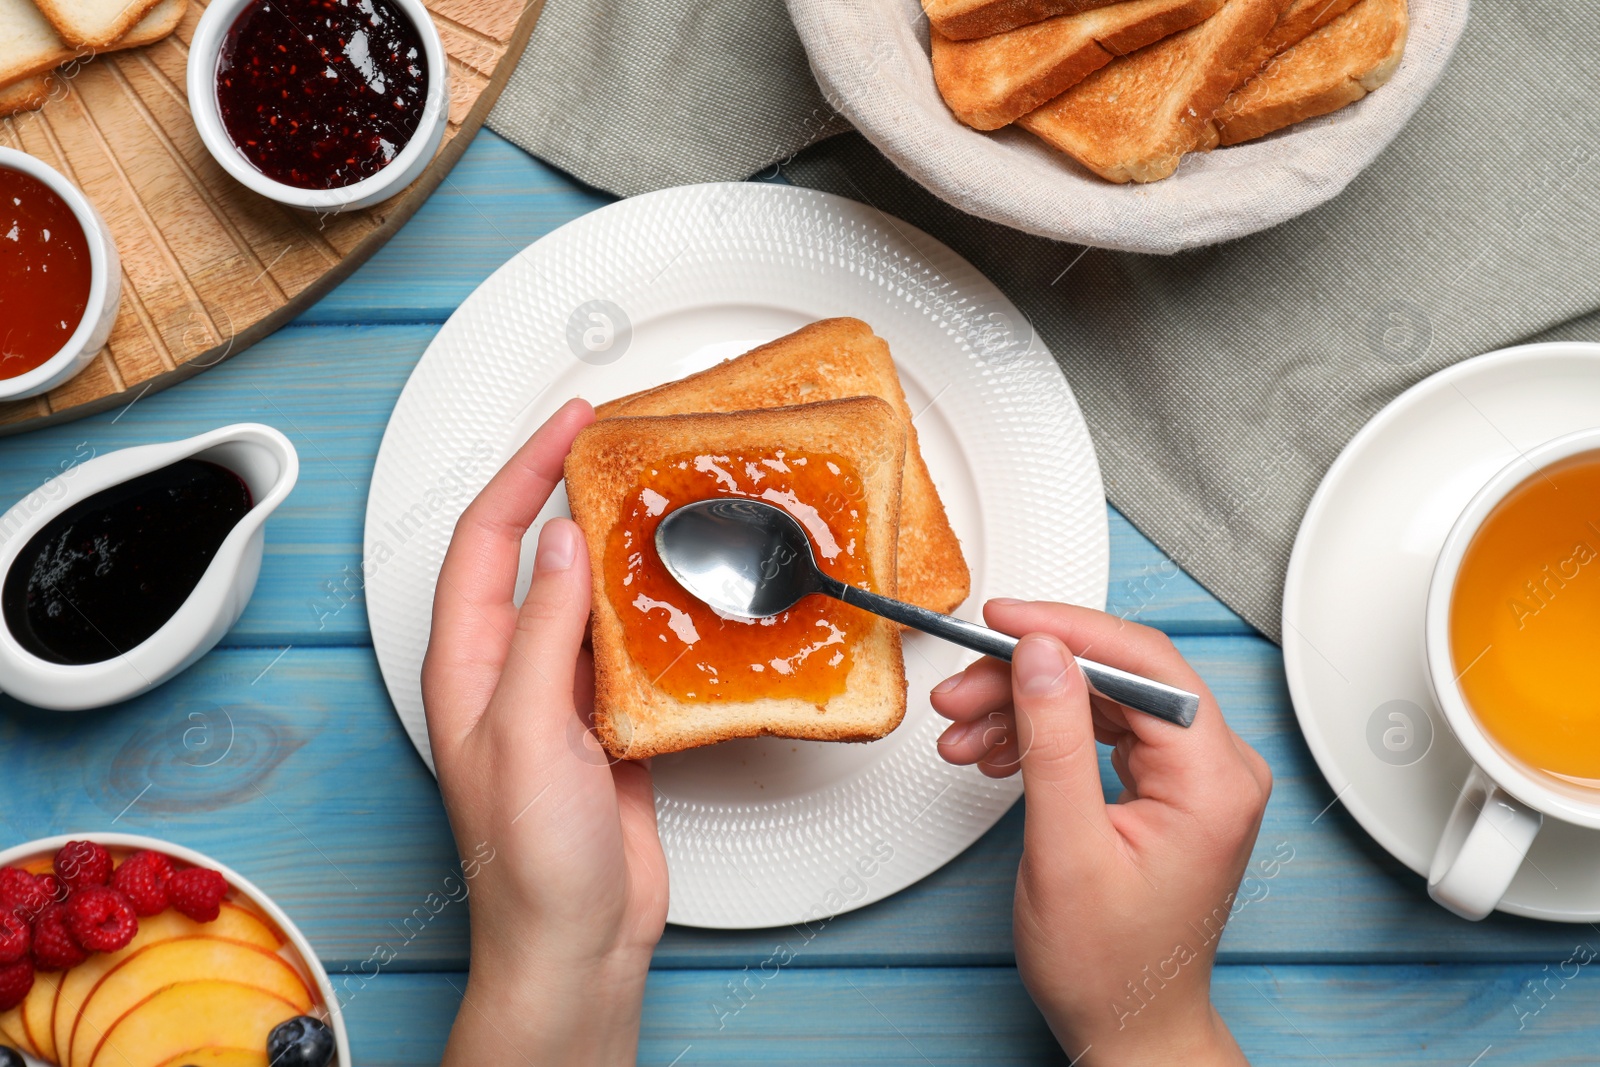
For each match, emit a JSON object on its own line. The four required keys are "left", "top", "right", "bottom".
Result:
{"left": 32, "top": 903, "right": 87, "bottom": 970}
{"left": 63, "top": 887, "right": 138, "bottom": 953}
{"left": 0, "top": 867, "right": 49, "bottom": 922}
{"left": 36, "top": 873, "right": 68, "bottom": 904}
{"left": 54, "top": 841, "right": 112, "bottom": 890}
{"left": 0, "top": 911, "right": 28, "bottom": 965}
{"left": 166, "top": 868, "right": 228, "bottom": 923}
{"left": 110, "top": 851, "right": 173, "bottom": 917}
{"left": 0, "top": 958, "right": 32, "bottom": 1012}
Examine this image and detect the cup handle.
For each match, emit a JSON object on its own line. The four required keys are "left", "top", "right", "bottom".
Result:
{"left": 1427, "top": 765, "right": 1543, "bottom": 920}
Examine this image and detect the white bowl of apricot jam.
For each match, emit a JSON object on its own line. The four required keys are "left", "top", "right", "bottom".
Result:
{"left": 0, "top": 833, "right": 350, "bottom": 1067}
{"left": 187, "top": 0, "right": 450, "bottom": 213}
{"left": 0, "top": 149, "right": 121, "bottom": 402}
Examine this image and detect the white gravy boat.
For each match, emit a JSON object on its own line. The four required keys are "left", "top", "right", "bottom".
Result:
{"left": 0, "top": 424, "right": 298, "bottom": 710}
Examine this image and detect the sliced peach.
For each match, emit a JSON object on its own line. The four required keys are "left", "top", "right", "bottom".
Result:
{"left": 89, "top": 981, "right": 300, "bottom": 1067}
{"left": 154, "top": 1049, "right": 265, "bottom": 1067}
{"left": 22, "top": 969, "right": 62, "bottom": 1063}
{"left": 58, "top": 904, "right": 281, "bottom": 1067}
{"left": 77, "top": 943, "right": 309, "bottom": 1067}
{"left": 1, "top": 1005, "right": 37, "bottom": 1059}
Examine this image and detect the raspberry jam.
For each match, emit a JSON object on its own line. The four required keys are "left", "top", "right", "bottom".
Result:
{"left": 2, "top": 460, "right": 253, "bottom": 665}
{"left": 216, "top": 0, "right": 429, "bottom": 190}
{"left": 0, "top": 166, "right": 91, "bottom": 380}
{"left": 603, "top": 449, "right": 877, "bottom": 705}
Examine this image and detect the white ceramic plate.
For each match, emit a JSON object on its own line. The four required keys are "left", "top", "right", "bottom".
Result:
{"left": 364, "top": 183, "right": 1109, "bottom": 928}
{"left": 788, "top": 0, "right": 1469, "bottom": 253}
{"left": 1283, "top": 342, "right": 1600, "bottom": 921}
{"left": 0, "top": 833, "right": 350, "bottom": 1066}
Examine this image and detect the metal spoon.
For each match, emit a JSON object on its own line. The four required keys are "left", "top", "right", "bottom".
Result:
{"left": 655, "top": 498, "right": 1199, "bottom": 728}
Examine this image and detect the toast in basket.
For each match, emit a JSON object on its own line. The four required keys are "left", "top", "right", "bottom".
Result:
{"left": 1017, "top": 0, "right": 1294, "bottom": 182}
{"left": 1212, "top": 0, "right": 1408, "bottom": 145}
{"left": 932, "top": 0, "right": 1225, "bottom": 130}
{"left": 566, "top": 397, "right": 910, "bottom": 760}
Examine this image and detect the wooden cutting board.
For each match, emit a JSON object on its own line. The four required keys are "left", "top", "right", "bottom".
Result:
{"left": 0, "top": 0, "right": 546, "bottom": 434}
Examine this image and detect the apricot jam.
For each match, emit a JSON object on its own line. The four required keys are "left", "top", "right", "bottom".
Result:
{"left": 0, "top": 167, "right": 91, "bottom": 378}
{"left": 604, "top": 449, "right": 876, "bottom": 705}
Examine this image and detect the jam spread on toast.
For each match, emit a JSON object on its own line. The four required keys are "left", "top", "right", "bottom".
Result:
{"left": 604, "top": 449, "right": 875, "bottom": 705}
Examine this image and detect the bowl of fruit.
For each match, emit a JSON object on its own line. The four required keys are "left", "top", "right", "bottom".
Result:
{"left": 0, "top": 835, "right": 348, "bottom": 1067}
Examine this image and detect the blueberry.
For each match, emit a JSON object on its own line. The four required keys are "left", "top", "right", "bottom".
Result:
{"left": 0, "top": 1047, "right": 22, "bottom": 1067}
{"left": 267, "top": 1015, "right": 336, "bottom": 1067}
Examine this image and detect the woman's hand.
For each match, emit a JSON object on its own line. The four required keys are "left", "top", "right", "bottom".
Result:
{"left": 422, "top": 398, "right": 668, "bottom": 1067}
{"left": 933, "top": 600, "right": 1271, "bottom": 1066}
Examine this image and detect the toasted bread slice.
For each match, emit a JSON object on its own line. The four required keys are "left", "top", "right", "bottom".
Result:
{"left": 34, "top": 0, "right": 162, "bottom": 49}
{"left": 926, "top": 0, "right": 1128, "bottom": 40}
{"left": 596, "top": 318, "right": 971, "bottom": 617}
{"left": 115, "top": 0, "right": 185, "bottom": 48}
{"left": 1213, "top": 0, "right": 1406, "bottom": 145}
{"left": 1254, "top": 0, "right": 1363, "bottom": 62}
{"left": 1017, "top": 0, "right": 1293, "bottom": 182}
{"left": 566, "top": 398, "right": 909, "bottom": 759}
{"left": 933, "top": 0, "right": 1225, "bottom": 130}
{"left": 0, "top": 73, "right": 49, "bottom": 116}
{"left": 0, "top": 0, "right": 71, "bottom": 85}
{"left": 0, "top": 0, "right": 181, "bottom": 90}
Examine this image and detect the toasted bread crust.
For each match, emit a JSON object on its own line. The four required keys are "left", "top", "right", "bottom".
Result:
{"left": 0, "top": 73, "right": 49, "bottom": 116}
{"left": 933, "top": 0, "right": 1224, "bottom": 130}
{"left": 33, "top": 0, "right": 163, "bottom": 49}
{"left": 1214, "top": 0, "right": 1407, "bottom": 145}
{"left": 566, "top": 398, "right": 909, "bottom": 760}
{"left": 1258, "top": 0, "right": 1363, "bottom": 60}
{"left": 597, "top": 318, "right": 970, "bottom": 617}
{"left": 114, "top": 0, "right": 185, "bottom": 49}
{"left": 925, "top": 0, "right": 1127, "bottom": 40}
{"left": 1018, "top": 0, "right": 1294, "bottom": 182}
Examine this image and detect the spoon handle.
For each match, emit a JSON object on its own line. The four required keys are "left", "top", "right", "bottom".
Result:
{"left": 828, "top": 581, "right": 1198, "bottom": 728}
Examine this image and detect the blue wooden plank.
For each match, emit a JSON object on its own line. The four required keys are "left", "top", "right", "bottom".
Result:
{"left": 345, "top": 964, "right": 1600, "bottom": 1066}
{"left": 3, "top": 638, "right": 1584, "bottom": 968}
{"left": 293, "top": 131, "right": 611, "bottom": 325}
{"left": 1107, "top": 509, "right": 1252, "bottom": 634}
{"left": 0, "top": 647, "right": 471, "bottom": 970}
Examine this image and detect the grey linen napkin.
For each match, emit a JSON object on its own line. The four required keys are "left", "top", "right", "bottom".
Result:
{"left": 488, "top": 1, "right": 1600, "bottom": 640}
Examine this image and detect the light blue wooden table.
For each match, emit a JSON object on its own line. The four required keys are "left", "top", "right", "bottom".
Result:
{"left": 2, "top": 131, "right": 1593, "bottom": 1065}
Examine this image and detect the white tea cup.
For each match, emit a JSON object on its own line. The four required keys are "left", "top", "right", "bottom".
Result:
{"left": 1425, "top": 426, "right": 1600, "bottom": 920}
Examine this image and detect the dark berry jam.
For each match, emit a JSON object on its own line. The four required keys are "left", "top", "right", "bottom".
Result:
{"left": 2, "top": 460, "right": 253, "bottom": 665}
{"left": 216, "top": 0, "right": 429, "bottom": 190}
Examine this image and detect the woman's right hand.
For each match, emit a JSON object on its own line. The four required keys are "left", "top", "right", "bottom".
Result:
{"left": 932, "top": 600, "right": 1272, "bottom": 1066}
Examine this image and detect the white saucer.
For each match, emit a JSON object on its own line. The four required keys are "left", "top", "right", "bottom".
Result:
{"left": 1283, "top": 341, "right": 1600, "bottom": 922}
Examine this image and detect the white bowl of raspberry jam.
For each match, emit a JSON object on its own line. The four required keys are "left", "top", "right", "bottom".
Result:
{"left": 0, "top": 833, "right": 350, "bottom": 1067}
{"left": 186, "top": 0, "right": 449, "bottom": 213}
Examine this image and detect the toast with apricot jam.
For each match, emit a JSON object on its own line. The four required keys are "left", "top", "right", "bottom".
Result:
{"left": 596, "top": 317, "right": 970, "bottom": 617}
{"left": 565, "top": 398, "right": 908, "bottom": 759}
